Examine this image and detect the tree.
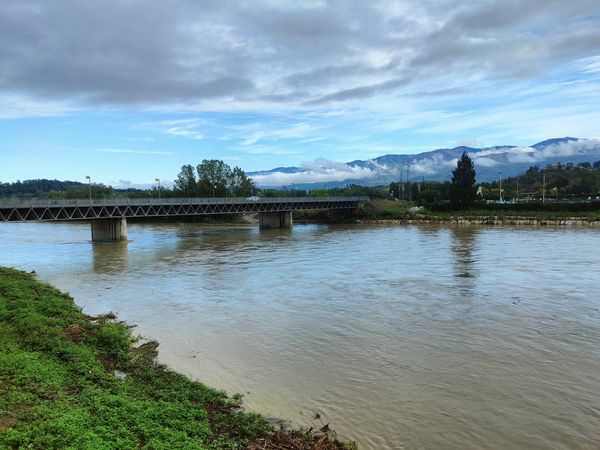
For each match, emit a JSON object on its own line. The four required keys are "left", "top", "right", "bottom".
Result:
{"left": 450, "top": 152, "right": 477, "bottom": 209}
{"left": 174, "top": 165, "right": 197, "bottom": 196}
{"left": 228, "top": 166, "right": 256, "bottom": 196}
{"left": 196, "top": 160, "right": 231, "bottom": 197}
{"left": 174, "top": 160, "right": 257, "bottom": 197}
{"left": 418, "top": 189, "right": 440, "bottom": 206}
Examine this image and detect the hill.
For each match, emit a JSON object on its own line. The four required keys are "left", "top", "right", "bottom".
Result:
{"left": 248, "top": 137, "right": 600, "bottom": 188}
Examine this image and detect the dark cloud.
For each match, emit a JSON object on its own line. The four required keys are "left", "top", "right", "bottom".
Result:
{"left": 0, "top": 0, "right": 599, "bottom": 109}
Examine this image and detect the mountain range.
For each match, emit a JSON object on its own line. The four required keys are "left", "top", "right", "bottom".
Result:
{"left": 248, "top": 137, "right": 600, "bottom": 189}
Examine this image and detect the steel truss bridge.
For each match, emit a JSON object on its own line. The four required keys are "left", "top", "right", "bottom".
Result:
{"left": 0, "top": 197, "right": 364, "bottom": 222}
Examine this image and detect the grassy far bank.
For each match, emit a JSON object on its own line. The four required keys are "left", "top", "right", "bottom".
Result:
{"left": 0, "top": 268, "right": 353, "bottom": 450}
{"left": 294, "top": 200, "right": 412, "bottom": 222}
{"left": 417, "top": 208, "right": 600, "bottom": 221}
{"left": 295, "top": 200, "right": 600, "bottom": 223}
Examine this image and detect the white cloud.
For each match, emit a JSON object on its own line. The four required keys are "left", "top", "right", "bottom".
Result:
{"left": 536, "top": 138, "right": 600, "bottom": 159}
{"left": 252, "top": 158, "right": 380, "bottom": 186}
{"left": 507, "top": 150, "right": 536, "bottom": 164}
{"left": 456, "top": 139, "right": 480, "bottom": 147}
{"left": 475, "top": 139, "right": 600, "bottom": 165}
{"left": 474, "top": 157, "right": 499, "bottom": 167}
{"left": 235, "top": 144, "right": 303, "bottom": 156}
{"left": 141, "top": 118, "right": 205, "bottom": 140}
{"left": 110, "top": 179, "right": 174, "bottom": 189}
{"left": 4, "top": 1, "right": 599, "bottom": 114}
{"left": 251, "top": 138, "right": 600, "bottom": 185}
{"left": 0, "top": 94, "right": 75, "bottom": 119}
{"left": 409, "top": 154, "right": 457, "bottom": 175}
{"left": 2, "top": 1, "right": 600, "bottom": 178}
{"left": 239, "top": 123, "right": 315, "bottom": 146}
{"left": 579, "top": 56, "right": 600, "bottom": 74}
{"left": 97, "top": 148, "right": 175, "bottom": 155}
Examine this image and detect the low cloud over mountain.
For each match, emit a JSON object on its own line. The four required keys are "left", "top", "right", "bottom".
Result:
{"left": 249, "top": 138, "right": 600, "bottom": 188}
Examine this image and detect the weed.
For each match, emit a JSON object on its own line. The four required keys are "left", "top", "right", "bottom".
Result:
{"left": 0, "top": 267, "right": 353, "bottom": 449}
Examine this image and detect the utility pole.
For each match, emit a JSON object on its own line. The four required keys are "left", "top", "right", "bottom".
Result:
{"left": 155, "top": 178, "right": 161, "bottom": 201}
{"left": 542, "top": 173, "right": 546, "bottom": 203}
{"left": 498, "top": 172, "right": 503, "bottom": 203}
{"left": 516, "top": 178, "right": 519, "bottom": 201}
{"left": 407, "top": 163, "right": 411, "bottom": 202}
{"left": 400, "top": 167, "right": 404, "bottom": 201}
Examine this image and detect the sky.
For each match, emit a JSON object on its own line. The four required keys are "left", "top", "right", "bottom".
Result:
{"left": 1, "top": 0, "right": 600, "bottom": 187}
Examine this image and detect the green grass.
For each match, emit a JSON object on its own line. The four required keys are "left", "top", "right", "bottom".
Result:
{"left": 0, "top": 268, "right": 352, "bottom": 449}
{"left": 418, "top": 209, "right": 600, "bottom": 221}
{"left": 354, "top": 200, "right": 413, "bottom": 220}
{"left": 342, "top": 200, "right": 600, "bottom": 222}
{"left": 294, "top": 200, "right": 413, "bottom": 222}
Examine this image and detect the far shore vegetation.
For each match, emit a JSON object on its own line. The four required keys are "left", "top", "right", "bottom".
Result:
{"left": 2, "top": 157, "right": 600, "bottom": 223}
{"left": 0, "top": 267, "right": 354, "bottom": 449}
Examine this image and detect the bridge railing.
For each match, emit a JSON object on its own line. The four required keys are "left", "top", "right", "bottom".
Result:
{"left": 0, "top": 196, "right": 368, "bottom": 208}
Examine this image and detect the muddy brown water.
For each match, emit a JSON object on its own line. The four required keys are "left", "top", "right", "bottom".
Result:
{"left": 1, "top": 222, "right": 599, "bottom": 449}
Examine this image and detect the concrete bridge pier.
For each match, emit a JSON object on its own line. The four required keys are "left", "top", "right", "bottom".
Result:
{"left": 91, "top": 218, "right": 128, "bottom": 242}
{"left": 259, "top": 211, "right": 292, "bottom": 229}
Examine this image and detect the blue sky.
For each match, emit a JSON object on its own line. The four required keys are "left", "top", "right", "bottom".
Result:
{"left": 1, "top": 1, "right": 599, "bottom": 186}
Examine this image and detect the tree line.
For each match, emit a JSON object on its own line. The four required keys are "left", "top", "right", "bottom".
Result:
{"left": 387, "top": 156, "right": 600, "bottom": 207}
{"left": 174, "top": 160, "right": 256, "bottom": 197}
{"left": 479, "top": 160, "right": 600, "bottom": 199}
{"left": 0, "top": 179, "right": 85, "bottom": 198}
{"left": 0, "top": 160, "right": 257, "bottom": 200}
{"left": 3, "top": 156, "right": 600, "bottom": 204}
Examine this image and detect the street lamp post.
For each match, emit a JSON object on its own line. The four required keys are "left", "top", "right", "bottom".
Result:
{"left": 400, "top": 167, "right": 404, "bottom": 201}
{"left": 542, "top": 173, "right": 546, "bottom": 203}
{"left": 85, "top": 176, "right": 92, "bottom": 204}
{"left": 155, "top": 178, "right": 161, "bottom": 201}
{"left": 498, "top": 172, "right": 503, "bottom": 203}
{"left": 407, "top": 163, "right": 411, "bottom": 202}
{"left": 516, "top": 177, "right": 519, "bottom": 201}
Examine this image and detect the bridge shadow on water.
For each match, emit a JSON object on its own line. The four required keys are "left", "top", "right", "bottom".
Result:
{"left": 115, "top": 224, "right": 298, "bottom": 272}
{"left": 86, "top": 223, "right": 310, "bottom": 278}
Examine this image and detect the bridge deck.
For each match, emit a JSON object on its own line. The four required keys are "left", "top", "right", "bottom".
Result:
{"left": 0, "top": 197, "right": 365, "bottom": 222}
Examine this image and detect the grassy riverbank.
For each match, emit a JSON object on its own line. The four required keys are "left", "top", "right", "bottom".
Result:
{"left": 0, "top": 267, "right": 353, "bottom": 449}
{"left": 305, "top": 200, "right": 600, "bottom": 223}
{"left": 418, "top": 208, "right": 600, "bottom": 221}
{"left": 294, "top": 200, "right": 412, "bottom": 222}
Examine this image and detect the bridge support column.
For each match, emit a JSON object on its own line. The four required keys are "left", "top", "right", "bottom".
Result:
{"left": 91, "top": 218, "right": 128, "bottom": 242}
{"left": 259, "top": 211, "right": 292, "bottom": 229}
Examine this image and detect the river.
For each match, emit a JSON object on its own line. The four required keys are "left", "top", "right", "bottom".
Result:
{"left": 1, "top": 221, "right": 599, "bottom": 449}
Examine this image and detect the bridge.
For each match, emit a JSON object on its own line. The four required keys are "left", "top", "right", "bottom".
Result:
{"left": 0, "top": 196, "right": 365, "bottom": 241}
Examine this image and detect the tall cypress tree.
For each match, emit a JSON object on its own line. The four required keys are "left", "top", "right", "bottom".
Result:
{"left": 450, "top": 152, "right": 477, "bottom": 209}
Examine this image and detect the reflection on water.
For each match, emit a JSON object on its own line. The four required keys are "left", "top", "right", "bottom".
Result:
{"left": 1, "top": 221, "right": 600, "bottom": 450}
{"left": 451, "top": 227, "right": 478, "bottom": 278}
{"left": 93, "top": 242, "right": 129, "bottom": 274}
